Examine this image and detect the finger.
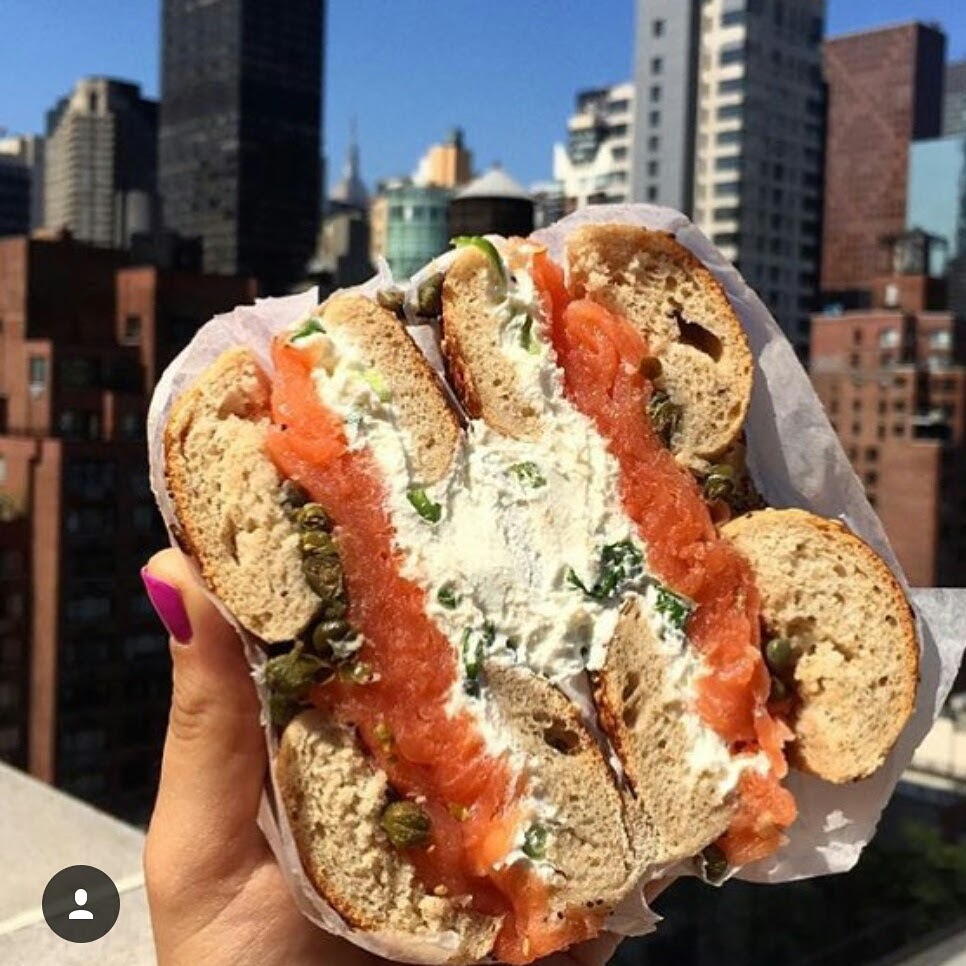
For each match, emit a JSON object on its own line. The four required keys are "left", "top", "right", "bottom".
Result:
{"left": 143, "top": 548, "right": 268, "bottom": 880}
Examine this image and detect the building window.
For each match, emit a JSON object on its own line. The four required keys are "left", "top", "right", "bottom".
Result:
{"left": 609, "top": 99, "right": 631, "bottom": 114}
{"left": 612, "top": 145, "right": 628, "bottom": 160}
{"left": 648, "top": 135, "right": 660, "bottom": 151}
{"left": 719, "top": 77, "right": 744, "bottom": 95}
{"left": 722, "top": 9, "right": 746, "bottom": 27}
{"left": 720, "top": 43, "right": 744, "bottom": 66}
{"left": 651, "top": 56, "right": 663, "bottom": 74}
{"left": 123, "top": 315, "right": 142, "bottom": 344}
{"left": 718, "top": 103, "right": 743, "bottom": 121}
{"left": 717, "top": 129, "right": 741, "bottom": 146}
{"left": 929, "top": 330, "right": 951, "bottom": 349}
{"left": 647, "top": 186, "right": 658, "bottom": 202}
{"left": 715, "top": 155, "right": 741, "bottom": 171}
{"left": 649, "top": 111, "right": 660, "bottom": 127}
{"left": 648, "top": 160, "right": 659, "bottom": 177}
{"left": 652, "top": 19, "right": 665, "bottom": 37}
{"left": 650, "top": 85, "right": 661, "bottom": 103}
{"left": 609, "top": 123, "right": 629, "bottom": 137}
{"left": 713, "top": 232, "right": 740, "bottom": 246}
{"left": 714, "top": 181, "right": 740, "bottom": 198}
{"left": 714, "top": 206, "right": 740, "bottom": 220}
{"left": 28, "top": 356, "right": 47, "bottom": 394}
{"left": 865, "top": 447, "right": 878, "bottom": 462}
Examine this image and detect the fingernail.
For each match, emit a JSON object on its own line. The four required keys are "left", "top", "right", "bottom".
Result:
{"left": 141, "top": 568, "right": 193, "bottom": 643}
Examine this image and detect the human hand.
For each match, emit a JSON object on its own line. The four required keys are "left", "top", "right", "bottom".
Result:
{"left": 141, "top": 548, "right": 622, "bottom": 966}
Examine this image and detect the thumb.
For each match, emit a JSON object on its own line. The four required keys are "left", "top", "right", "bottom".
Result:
{"left": 142, "top": 548, "right": 269, "bottom": 881}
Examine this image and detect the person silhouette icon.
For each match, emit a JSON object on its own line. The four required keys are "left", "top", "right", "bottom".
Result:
{"left": 68, "top": 888, "right": 94, "bottom": 920}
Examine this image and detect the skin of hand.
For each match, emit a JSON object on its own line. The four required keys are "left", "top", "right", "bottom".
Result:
{"left": 142, "top": 548, "right": 622, "bottom": 966}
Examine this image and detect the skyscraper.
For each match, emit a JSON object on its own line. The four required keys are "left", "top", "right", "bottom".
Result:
{"left": 630, "top": 0, "right": 826, "bottom": 346}
{"left": 43, "top": 78, "right": 157, "bottom": 248}
{"left": 413, "top": 128, "right": 474, "bottom": 190}
{"left": 159, "top": 0, "right": 325, "bottom": 295}
{"left": 0, "top": 136, "right": 44, "bottom": 235}
{"left": 810, "top": 232, "right": 966, "bottom": 587}
{"left": 944, "top": 60, "right": 966, "bottom": 136}
{"left": 821, "top": 23, "right": 946, "bottom": 304}
{"left": 554, "top": 83, "right": 635, "bottom": 210}
{"left": 0, "top": 233, "right": 256, "bottom": 822}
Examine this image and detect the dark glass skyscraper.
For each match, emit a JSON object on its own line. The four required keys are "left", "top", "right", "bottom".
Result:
{"left": 159, "top": 0, "right": 324, "bottom": 294}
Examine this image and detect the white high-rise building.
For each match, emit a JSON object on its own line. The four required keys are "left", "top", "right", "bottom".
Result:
{"left": 630, "top": 0, "right": 826, "bottom": 345}
{"left": 553, "top": 83, "right": 635, "bottom": 211}
{"left": 44, "top": 77, "right": 157, "bottom": 248}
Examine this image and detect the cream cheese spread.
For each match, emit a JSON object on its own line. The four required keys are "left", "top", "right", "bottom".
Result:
{"left": 286, "top": 248, "right": 761, "bottom": 844}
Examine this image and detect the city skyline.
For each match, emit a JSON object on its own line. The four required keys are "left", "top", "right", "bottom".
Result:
{"left": 1, "top": 0, "right": 965, "bottom": 195}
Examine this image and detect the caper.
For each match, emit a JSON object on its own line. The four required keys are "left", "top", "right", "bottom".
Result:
{"left": 320, "top": 596, "right": 348, "bottom": 620}
{"left": 415, "top": 272, "right": 444, "bottom": 317}
{"left": 263, "top": 642, "right": 331, "bottom": 726}
{"left": 269, "top": 691, "right": 300, "bottom": 728}
{"left": 380, "top": 800, "right": 431, "bottom": 848}
{"left": 765, "top": 637, "right": 795, "bottom": 675}
{"left": 769, "top": 675, "right": 789, "bottom": 702}
{"left": 309, "top": 620, "right": 357, "bottom": 662}
{"left": 302, "top": 553, "right": 344, "bottom": 600}
{"left": 703, "top": 464, "right": 736, "bottom": 503}
{"left": 702, "top": 844, "right": 728, "bottom": 884}
{"left": 295, "top": 503, "right": 332, "bottom": 532}
{"left": 376, "top": 287, "right": 406, "bottom": 317}
{"left": 279, "top": 479, "right": 309, "bottom": 514}
{"left": 523, "top": 823, "right": 549, "bottom": 860}
{"left": 301, "top": 529, "right": 337, "bottom": 556}
{"left": 647, "top": 391, "right": 682, "bottom": 447}
{"left": 639, "top": 356, "right": 663, "bottom": 382}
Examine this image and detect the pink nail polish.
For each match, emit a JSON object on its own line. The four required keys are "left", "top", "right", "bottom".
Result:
{"left": 141, "top": 568, "right": 193, "bottom": 643}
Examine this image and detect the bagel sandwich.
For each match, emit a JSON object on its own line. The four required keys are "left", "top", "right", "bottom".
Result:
{"left": 160, "top": 225, "right": 918, "bottom": 964}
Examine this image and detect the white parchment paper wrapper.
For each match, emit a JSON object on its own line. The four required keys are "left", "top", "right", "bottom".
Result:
{"left": 147, "top": 205, "right": 965, "bottom": 958}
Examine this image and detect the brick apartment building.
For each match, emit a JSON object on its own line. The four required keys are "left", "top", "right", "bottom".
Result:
{"left": 811, "top": 237, "right": 966, "bottom": 587}
{"left": 0, "top": 233, "right": 255, "bottom": 823}
{"left": 821, "top": 22, "right": 946, "bottom": 303}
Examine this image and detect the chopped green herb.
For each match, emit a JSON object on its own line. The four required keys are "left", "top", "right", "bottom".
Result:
{"left": 523, "top": 823, "right": 549, "bottom": 860}
{"left": 290, "top": 317, "right": 325, "bottom": 342}
{"left": 407, "top": 488, "right": 442, "bottom": 523}
{"left": 452, "top": 236, "right": 507, "bottom": 290}
{"left": 653, "top": 583, "right": 694, "bottom": 632}
{"left": 519, "top": 315, "right": 541, "bottom": 354}
{"left": 508, "top": 461, "right": 547, "bottom": 488}
{"left": 568, "top": 540, "right": 644, "bottom": 600}
{"left": 437, "top": 583, "right": 460, "bottom": 610}
{"left": 362, "top": 368, "right": 392, "bottom": 402}
{"left": 461, "top": 623, "right": 495, "bottom": 696}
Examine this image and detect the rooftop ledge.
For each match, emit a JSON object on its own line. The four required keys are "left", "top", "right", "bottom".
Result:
{"left": 0, "top": 762, "right": 153, "bottom": 964}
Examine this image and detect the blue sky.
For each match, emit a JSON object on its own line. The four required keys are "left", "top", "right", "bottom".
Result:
{"left": 1, "top": 0, "right": 963, "bottom": 192}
